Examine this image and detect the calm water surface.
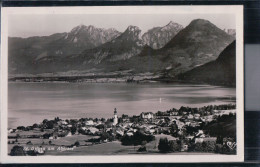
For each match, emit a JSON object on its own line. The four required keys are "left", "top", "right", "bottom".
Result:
{"left": 8, "top": 82, "right": 236, "bottom": 128}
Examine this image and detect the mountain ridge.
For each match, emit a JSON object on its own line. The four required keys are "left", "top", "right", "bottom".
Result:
{"left": 177, "top": 40, "right": 236, "bottom": 87}
{"left": 142, "top": 21, "right": 183, "bottom": 49}
{"left": 8, "top": 25, "right": 121, "bottom": 74}
{"left": 120, "top": 19, "right": 235, "bottom": 76}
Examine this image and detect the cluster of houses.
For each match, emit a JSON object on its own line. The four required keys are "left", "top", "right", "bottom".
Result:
{"left": 8, "top": 105, "right": 236, "bottom": 152}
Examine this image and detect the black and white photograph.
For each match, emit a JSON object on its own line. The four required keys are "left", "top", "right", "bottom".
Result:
{"left": 1, "top": 6, "right": 244, "bottom": 163}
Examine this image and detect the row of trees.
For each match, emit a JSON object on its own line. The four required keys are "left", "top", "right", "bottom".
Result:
{"left": 158, "top": 138, "right": 236, "bottom": 154}
{"left": 121, "top": 131, "right": 155, "bottom": 146}
{"left": 158, "top": 138, "right": 181, "bottom": 152}
{"left": 156, "top": 104, "right": 236, "bottom": 117}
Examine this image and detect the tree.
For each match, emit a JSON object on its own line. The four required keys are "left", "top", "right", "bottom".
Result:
{"left": 137, "top": 141, "right": 147, "bottom": 152}
{"left": 74, "top": 141, "right": 80, "bottom": 147}
{"left": 186, "top": 126, "right": 199, "bottom": 135}
{"left": 216, "top": 135, "right": 223, "bottom": 144}
{"left": 26, "top": 150, "right": 38, "bottom": 156}
{"left": 10, "top": 145, "right": 26, "bottom": 156}
{"left": 71, "top": 126, "right": 77, "bottom": 135}
{"left": 121, "top": 131, "right": 154, "bottom": 146}
{"left": 46, "top": 120, "right": 55, "bottom": 129}
{"left": 169, "top": 140, "right": 181, "bottom": 152}
{"left": 54, "top": 117, "right": 60, "bottom": 122}
{"left": 17, "top": 126, "right": 26, "bottom": 131}
{"left": 27, "top": 141, "right": 32, "bottom": 145}
{"left": 194, "top": 141, "right": 216, "bottom": 152}
{"left": 96, "top": 124, "right": 105, "bottom": 130}
{"left": 43, "top": 119, "right": 48, "bottom": 124}
{"left": 78, "top": 128, "right": 86, "bottom": 135}
{"left": 122, "top": 114, "right": 128, "bottom": 119}
{"left": 32, "top": 123, "right": 39, "bottom": 129}
{"left": 215, "top": 144, "right": 223, "bottom": 153}
{"left": 137, "top": 146, "right": 147, "bottom": 152}
{"left": 43, "top": 133, "right": 51, "bottom": 139}
{"left": 203, "top": 141, "right": 216, "bottom": 152}
{"left": 15, "top": 134, "right": 20, "bottom": 142}
{"left": 194, "top": 142, "right": 204, "bottom": 152}
{"left": 158, "top": 138, "right": 171, "bottom": 152}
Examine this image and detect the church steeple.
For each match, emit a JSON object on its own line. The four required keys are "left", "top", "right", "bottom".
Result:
{"left": 113, "top": 108, "right": 118, "bottom": 125}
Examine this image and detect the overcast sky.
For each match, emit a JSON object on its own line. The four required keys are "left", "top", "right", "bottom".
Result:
{"left": 9, "top": 14, "right": 236, "bottom": 38}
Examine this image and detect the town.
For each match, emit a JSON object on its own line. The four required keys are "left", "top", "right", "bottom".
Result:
{"left": 8, "top": 104, "right": 236, "bottom": 156}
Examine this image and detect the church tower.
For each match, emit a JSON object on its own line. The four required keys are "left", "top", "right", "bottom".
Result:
{"left": 113, "top": 108, "right": 118, "bottom": 125}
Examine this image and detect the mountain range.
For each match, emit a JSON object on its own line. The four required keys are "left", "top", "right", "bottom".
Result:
{"left": 8, "top": 19, "right": 236, "bottom": 86}
{"left": 8, "top": 25, "right": 121, "bottom": 73}
{"left": 112, "top": 19, "right": 235, "bottom": 77}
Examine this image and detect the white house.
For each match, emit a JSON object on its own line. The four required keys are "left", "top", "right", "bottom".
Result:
{"left": 195, "top": 137, "right": 217, "bottom": 143}
{"left": 149, "top": 129, "right": 156, "bottom": 134}
{"left": 66, "top": 132, "right": 72, "bottom": 137}
{"left": 187, "top": 114, "right": 194, "bottom": 120}
{"left": 85, "top": 120, "right": 94, "bottom": 126}
{"left": 87, "top": 127, "right": 99, "bottom": 134}
{"left": 126, "top": 132, "right": 134, "bottom": 136}
{"left": 141, "top": 112, "right": 154, "bottom": 119}
{"left": 8, "top": 129, "right": 14, "bottom": 133}
{"left": 116, "top": 130, "right": 124, "bottom": 136}
{"left": 170, "top": 111, "right": 178, "bottom": 116}
{"left": 60, "top": 120, "right": 68, "bottom": 125}
{"left": 81, "top": 127, "right": 88, "bottom": 131}
{"left": 175, "top": 120, "right": 185, "bottom": 129}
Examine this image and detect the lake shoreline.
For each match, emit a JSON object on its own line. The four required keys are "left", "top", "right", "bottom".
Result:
{"left": 8, "top": 73, "right": 235, "bottom": 87}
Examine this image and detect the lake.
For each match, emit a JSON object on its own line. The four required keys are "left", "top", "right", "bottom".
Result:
{"left": 8, "top": 82, "right": 236, "bottom": 128}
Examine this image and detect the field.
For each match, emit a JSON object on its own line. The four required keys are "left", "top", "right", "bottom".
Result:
{"left": 8, "top": 133, "right": 219, "bottom": 155}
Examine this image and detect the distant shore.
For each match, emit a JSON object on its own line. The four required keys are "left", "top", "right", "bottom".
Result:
{"left": 8, "top": 71, "right": 160, "bottom": 83}
{"left": 8, "top": 72, "right": 236, "bottom": 87}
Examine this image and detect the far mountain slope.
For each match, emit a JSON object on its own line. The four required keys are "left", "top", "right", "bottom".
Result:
{"left": 177, "top": 41, "right": 236, "bottom": 86}
{"left": 142, "top": 21, "right": 183, "bottom": 49}
{"left": 83, "top": 25, "right": 144, "bottom": 64}
{"left": 46, "top": 25, "right": 121, "bottom": 57}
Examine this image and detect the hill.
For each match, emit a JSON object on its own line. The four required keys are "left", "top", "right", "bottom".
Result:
{"left": 177, "top": 41, "right": 236, "bottom": 87}
{"left": 203, "top": 113, "right": 236, "bottom": 138}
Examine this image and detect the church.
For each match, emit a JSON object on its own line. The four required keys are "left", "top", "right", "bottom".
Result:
{"left": 113, "top": 108, "right": 118, "bottom": 125}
